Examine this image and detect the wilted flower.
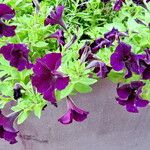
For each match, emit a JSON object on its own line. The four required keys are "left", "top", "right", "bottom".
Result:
{"left": 132, "top": 0, "right": 148, "bottom": 10}
{"left": 90, "top": 38, "right": 112, "bottom": 53}
{"left": 44, "top": 5, "right": 66, "bottom": 30}
{"left": 139, "top": 49, "right": 150, "bottom": 80}
{"left": 0, "top": 44, "right": 32, "bottom": 71}
{"left": 0, "top": 4, "right": 16, "bottom": 38}
{"left": 113, "top": 0, "right": 125, "bottom": 11}
{"left": 13, "top": 83, "right": 22, "bottom": 100}
{"left": 0, "top": 111, "right": 19, "bottom": 144}
{"left": 58, "top": 96, "right": 89, "bottom": 124}
{"left": 45, "top": 29, "right": 65, "bottom": 46}
{"left": 116, "top": 81, "right": 149, "bottom": 113}
{"left": 31, "top": 53, "right": 69, "bottom": 106}
{"left": 104, "top": 28, "right": 127, "bottom": 43}
{"left": 110, "top": 42, "right": 142, "bottom": 78}
{"left": 101, "top": 0, "right": 111, "bottom": 3}
{"left": 86, "top": 60, "right": 111, "bottom": 78}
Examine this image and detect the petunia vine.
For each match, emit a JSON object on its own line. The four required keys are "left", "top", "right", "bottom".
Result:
{"left": 0, "top": 0, "right": 149, "bottom": 144}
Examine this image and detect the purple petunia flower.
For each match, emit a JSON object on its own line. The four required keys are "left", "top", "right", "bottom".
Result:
{"left": 0, "top": 4, "right": 15, "bottom": 20}
{"left": 86, "top": 60, "right": 112, "bottom": 78}
{"left": 58, "top": 96, "right": 89, "bottom": 125}
{"left": 116, "top": 81, "right": 149, "bottom": 113}
{"left": 45, "top": 29, "right": 65, "bottom": 46}
{"left": 31, "top": 53, "right": 69, "bottom": 106}
{"left": 110, "top": 42, "right": 142, "bottom": 78}
{"left": 138, "top": 49, "right": 150, "bottom": 80}
{"left": 0, "top": 4, "right": 16, "bottom": 38}
{"left": 0, "top": 111, "right": 19, "bottom": 144}
{"left": 44, "top": 5, "right": 67, "bottom": 30}
{"left": 113, "top": 0, "right": 125, "bottom": 11}
{"left": 0, "top": 21, "right": 16, "bottom": 38}
{"left": 0, "top": 44, "right": 32, "bottom": 71}
{"left": 104, "top": 28, "right": 128, "bottom": 43}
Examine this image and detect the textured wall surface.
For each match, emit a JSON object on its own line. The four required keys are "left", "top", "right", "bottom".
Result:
{"left": 0, "top": 79, "right": 150, "bottom": 150}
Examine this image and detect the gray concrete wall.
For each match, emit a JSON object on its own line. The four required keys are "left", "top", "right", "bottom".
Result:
{"left": 0, "top": 79, "right": 150, "bottom": 150}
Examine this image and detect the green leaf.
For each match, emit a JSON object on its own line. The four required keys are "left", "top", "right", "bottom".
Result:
{"left": 56, "top": 84, "right": 74, "bottom": 101}
{"left": 79, "top": 78, "right": 97, "bottom": 85}
{"left": 108, "top": 71, "right": 125, "bottom": 83}
{"left": 34, "top": 104, "right": 43, "bottom": 119}
{"left": 74, "top": 83, "right": 92, "bottom": 93}
{"left": 33, "top": 41, "right": 48, "bottom": 48}
{"left": 17, "top": 111, "right": 30, "bottom": 124}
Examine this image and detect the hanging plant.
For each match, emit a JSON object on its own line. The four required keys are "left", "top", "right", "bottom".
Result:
{"left": 0, "top": 0, "right": 150, "bottom": 144}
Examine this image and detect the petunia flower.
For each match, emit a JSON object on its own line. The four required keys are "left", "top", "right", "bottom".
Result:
{"left": 44, "top": 5, "right": 67, "bottom": 30}
{"left": 45, "top": 29, "right": 65, "bottom": 46}
{"left": 31, "top": 53, "right": 69, "bottom": 106}
{"left": 0, "top": 44, "right": 32, "bottom": 71}
{"left": 138, "top": 49, "right": 150, "bottom": 80}
{"left": 113, "top": 0, "right": 125, "bottom": 11}
{"left": 0, "top": 4, "right": 16, "bottom": 38}
{"left": 116, "top": 81, "right": 149, "bottom": 113}
{"left": 0, "top": 21, "right": 16, "bottom": 38}
{"left": 86, "top": 60, "right": 112, "bottom": 78}
{"left": 0, "top": 111, "right": 19, "bottom": 144}
{"left": 58, "top": 96, "right": 89, "bottom": 125}
{"left": 0, "top": 4, "right": 15, "bottom": 20}
{"left": 110, "top": 42, "right": 142, "bottom": 78}
{"left": 104, "top": 28, "right": 128, "bottom": 43}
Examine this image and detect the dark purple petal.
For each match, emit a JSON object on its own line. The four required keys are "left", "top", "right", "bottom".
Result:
{"left": 126, "top": 104, "right": 138, "bottom": 113}
{"left": 58, "top": 110, "right": 73, "bottom": 124}
{"left": 39, "top": 53, "right": 61, "bottom": 71}
{"left": 31, "top": 74, "right": 52, "bottom": 93}
{"left": 117, "top": 84, "right": 131, "bottom": 99}
{"left": 43, "top": 88, "right": 57, "bottom": 105}
{"left": 0, "top": 21, "right": 16, "bottom": 38}
{"left": 3, "top": 131, "right": 17, "bottom": 144}
{"left": 0, "top": 111, "right": 19, "bottom": 144}
{"left": 46, "top": 30, "right": 65, "bottom": 46}
{"left": 110, "top": 52, "right": 125, "bottom": 71}
{"left": 90, "top": 38, "right": 112, "bottom": 53}
{"left": 130, "top": 81, "right": 145, "bottom": 90}
{"left": 44, "top": 5, "right": 66, "bottom": 29}
{"left": 0, "top": 44, "right": 31, "bottom": 71}
{"left": 58, "top": 97, "right": 89, "bottom": 125}
{"left": 55, "top": 76, "right": 70, "bottom": 90}
{"left": 142, "top": 67, "right": 150, "bottom": 79}
{"left": 0, "top": 44, "right": 13, "bottom": 60}
{"left": 0, "top": 4, "right": 15, "bottom": 20}
{"left": 113, "top": 0, "right": 125, "bottom": 11}
{"left": 115, "top": 42, "right": 131, "bottom": 55}
{"left": 135, "top": 97, "right": 149, "bottom": 107}
{"left": 32, "top": 53, "right": 69, "bottom": 106}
